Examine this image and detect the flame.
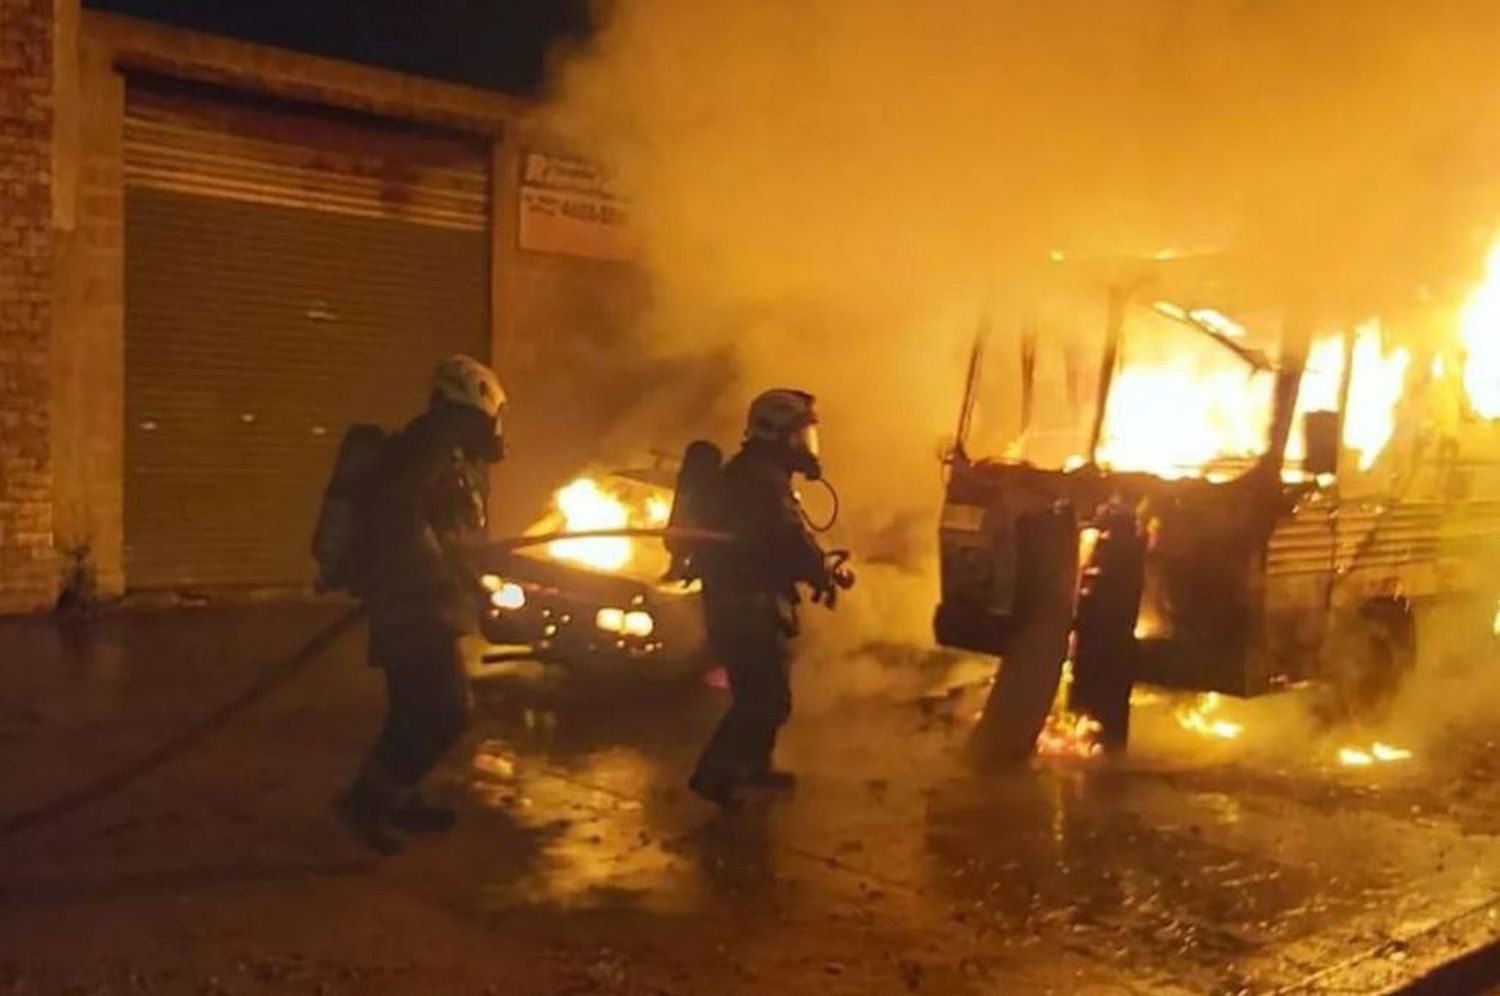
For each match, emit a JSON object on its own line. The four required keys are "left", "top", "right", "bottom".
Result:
{"left": 1343, "top": 325, "right": 1410, "bottom": 471}
{"left": 1287, "top": 323, "right": 1410, "bottom": 473}
{"left": 547, "top": 476, "right": 672, "bottom": 572}
{"left": 1338, "top": 746, "right": 1374, "bottom": 766}
{"left": 1371, "top": 742, "right": 1413, "bottom": 762}
{"left": 1175, "top": 692, "right": 1244, "bottom": 740}
{"left": 1096, "top": 362, "right": 1272, "bottom": 478}
{"left": 1035, "top": 710, "right": 1104, "bottom": 761}
{"left": 1461, "top": 240, "right": 1500, "bottom": 418}
{"left": 1337, "top": 741, "right": 1413, "bottom": 767}
{"left": 1094, "top": 302, "right": 1410, "bottom": 481}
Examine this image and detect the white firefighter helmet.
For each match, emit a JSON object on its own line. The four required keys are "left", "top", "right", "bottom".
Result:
{"left": 431, "top": 355, "right": 506, "bottom": 419}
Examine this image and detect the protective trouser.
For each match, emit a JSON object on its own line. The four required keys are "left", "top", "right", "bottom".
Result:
{"left": 694, "top": 595, "right": 792, "bottom": 782}
{"left": 353, "top": 624, "right": 470, "bottom": 808}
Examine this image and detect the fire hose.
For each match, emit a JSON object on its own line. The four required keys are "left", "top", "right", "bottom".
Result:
{"left": 0, "top": 526, "right": 737, "bottom": 841}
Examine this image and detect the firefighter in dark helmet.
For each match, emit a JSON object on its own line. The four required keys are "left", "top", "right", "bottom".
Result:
{"left": 689, "top": 388, "right": 852, "bottom": 809}
{"left": 336, "top": 355, "right": 505, "bottom": 854}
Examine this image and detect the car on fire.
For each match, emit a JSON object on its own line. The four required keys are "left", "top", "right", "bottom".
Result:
{"left": 937, "top": 253, "right": 1500, "bottom": 759}
{"left": 468, "top": 457, "right": 709, "bottom": 680}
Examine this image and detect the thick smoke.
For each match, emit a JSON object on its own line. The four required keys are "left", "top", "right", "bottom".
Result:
{"left": 546, "top": 0, "right": 1500, "bottom": 494}
{"left": 539, "top": 1, "right": 1500, "bottom": 707}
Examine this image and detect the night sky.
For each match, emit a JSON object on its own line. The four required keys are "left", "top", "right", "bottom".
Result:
{"left": 85, "top": 0, "right": 596, "bottom": 97}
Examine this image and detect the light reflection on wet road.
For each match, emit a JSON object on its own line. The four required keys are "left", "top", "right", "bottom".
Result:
{"left": 0, "top": 605, "right": 1496, "bottom": 994}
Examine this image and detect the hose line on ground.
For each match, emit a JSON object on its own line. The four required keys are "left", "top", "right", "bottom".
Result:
{"left": 0, "top": 526, "right": 733, "bottom": 841}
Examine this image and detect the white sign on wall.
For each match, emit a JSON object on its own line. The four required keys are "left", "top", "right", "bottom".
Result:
{"left": 518, "top": 152, "right": 634, "bottom": 262}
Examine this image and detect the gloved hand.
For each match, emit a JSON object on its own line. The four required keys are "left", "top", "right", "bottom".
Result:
{"left": 811, "top": 550, "right": 856, "bottom": 609}
{"left": 810, "top": 574, "right": 840, "bottom": 609}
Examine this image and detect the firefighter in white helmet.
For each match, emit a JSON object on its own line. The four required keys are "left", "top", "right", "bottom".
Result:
{"left": 337, "top": 354, "right": 505, "bottom": 854}
{"left": 688, "top": 388, "right": 852, "bottom": 808}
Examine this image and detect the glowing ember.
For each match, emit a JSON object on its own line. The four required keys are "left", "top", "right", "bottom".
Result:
{"left": 1175, "top": 692, "right": 1244, "bottom": 740}
{"left": 1338, "top": 741, "right": 1413, "bottom": 767}
{"left": 1035, "top": 711, "right": 1104, "bottom": 761}
{"left": 1460, "top": 239, "right": 1500, "bottom": 418}
{"left": 547, "top": 476, "right": 672, "bottom": 572}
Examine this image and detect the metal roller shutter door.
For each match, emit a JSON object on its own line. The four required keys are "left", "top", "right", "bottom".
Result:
{"left": 124, "top": 85, "right": 490, "bottom": 590}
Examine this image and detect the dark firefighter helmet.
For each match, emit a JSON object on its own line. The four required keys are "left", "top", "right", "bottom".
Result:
{"left": 746, "top": 388, "right": 821, "bottom": 478}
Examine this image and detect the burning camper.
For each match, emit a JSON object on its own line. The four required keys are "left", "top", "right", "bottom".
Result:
{"left": 937, "top": 252, "right": 1500, "bottom": 761}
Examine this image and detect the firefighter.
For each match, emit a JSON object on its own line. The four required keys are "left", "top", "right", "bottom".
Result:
{"left": 689, "top": 389, "right": 850, "bottom": 809}
{"left": 336, "top": 355, "right": 505, "bottom": 855}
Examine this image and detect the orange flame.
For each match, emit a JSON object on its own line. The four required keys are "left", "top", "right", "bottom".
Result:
{"left": 1290, "top": 323, "right": 1411, "bottom": 473}
{"left": 1096, "top": 316, "right": 1410, "bottom": 481}
{"left": 1175, "top": 692, "right": 1244, "bottom": 740}
{"left": 547, "top": 476, "right": 672, "bottom": 572}
{"left": 1460, "top": 239, "right": 1500, "bottom": 418}
{"left": 1343, "top": 325, "right": 1410, "bottom": 472}
{"left": 1337, "top": 741, "right": 1413, "bottom": 767}
{"left": 1035, "top": 711, "right": 1104, "bottom": 761}
{"left": 1096, "top": 361, "right": 1271, "bottom": 479}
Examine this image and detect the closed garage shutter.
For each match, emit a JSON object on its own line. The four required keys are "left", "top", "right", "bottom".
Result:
{"left": 123, "top": 83, "right": 491, "bottom": 590}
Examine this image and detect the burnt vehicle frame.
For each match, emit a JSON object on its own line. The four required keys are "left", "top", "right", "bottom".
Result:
{"left": 935, "top": 256, "right": 1500, "bottom": 757}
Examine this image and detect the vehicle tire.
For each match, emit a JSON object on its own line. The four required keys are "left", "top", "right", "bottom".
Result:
{"left": 970, "top": 504, "right": 1078, "bottom": 766}
{"left": 1320, "top": 597, "right": 1416, "bottom": 722}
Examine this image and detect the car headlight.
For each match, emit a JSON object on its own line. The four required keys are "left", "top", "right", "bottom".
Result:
{"left": 482, "top": 575, "right": 526, "bottom": 611}
{"left": 622, "top": 610, "right": 654, "bottom": 637}
{"left": 595, "top": 606, "right": 654, "bottom": 638}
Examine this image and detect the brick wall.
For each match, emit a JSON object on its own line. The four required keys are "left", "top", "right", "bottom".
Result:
{"left": 0, "top": 0, "right": 56, "bottom": 613}
{"left": 50, "top": 23, "right": 125, "bottom": 596}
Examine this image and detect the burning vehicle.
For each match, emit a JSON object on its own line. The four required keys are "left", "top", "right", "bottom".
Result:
{"left": 938, "top": 251, "right": 1500, "bottom": 759}
{"left": 471, "top": 457, "right": 707, "bottom": 679}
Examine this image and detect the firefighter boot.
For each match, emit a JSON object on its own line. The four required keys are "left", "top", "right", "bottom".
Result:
{"left": 334, "top": 789, "right": 404, "bottom": 856}
{"left": 336, "top": 762, "right": 406, "bottom": 855}
{"left": 688, "top": 769, "right": 743, "bottom": 810}
{"left": 744, "top": 768, "right": 797, "bottom": 792}
{"left": 389, "top": 790, "right": 458, "bottom": 834}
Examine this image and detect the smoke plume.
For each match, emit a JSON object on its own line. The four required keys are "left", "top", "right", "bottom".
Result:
{"left": 539, "top": 1, "right": 1500, "bottom": 706}
{"left": 546, "top": 0, "right": 1500, "bottom": 494}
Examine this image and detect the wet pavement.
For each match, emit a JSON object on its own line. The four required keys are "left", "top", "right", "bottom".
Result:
{"left": 1, "top": 602, "right": 1497, "bottom": 995}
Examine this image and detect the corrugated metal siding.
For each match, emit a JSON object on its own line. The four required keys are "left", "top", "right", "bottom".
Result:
{"left": 124, "top": 86, "right": 489, "bottom": 230}
{"left": 124, "top": 88, "right": 489, "bottom": 590}
{"left": 1266, "top": 497, "right": 1500, "bottom": 602}
{"left": 125, "top": 115, "right": 487, "bottom": 231}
